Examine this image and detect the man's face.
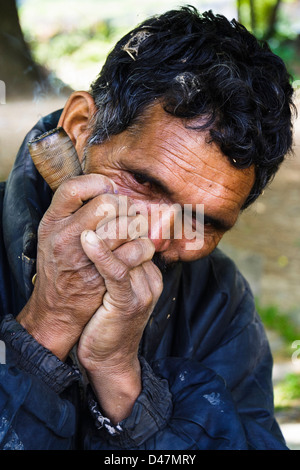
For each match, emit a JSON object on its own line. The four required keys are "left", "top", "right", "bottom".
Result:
{"left": 83, "top": 104, "right": 255, "bottom": 266}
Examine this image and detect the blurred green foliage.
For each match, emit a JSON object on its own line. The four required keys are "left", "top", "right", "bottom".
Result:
{"left": 18, "top": 0, "right": 133, "bottom": 89}
{"left": 17, "top": 0, "right": 300, "bottom": 89}
{"left": 256, "top": 301, "right": 300, "bottom": 414}
{"left": 238, "top": 0, "right": 297, "bottom": 40}
{"left": 238, "top": 0, "right": 300, "bottom": 79}
{"left": 272, "top": 42, "right": 300, "bottom": 80}
{"left": 274, "top": 373, "right": 300, "bottom": 408}
{"left": 19, "top": 0, "right": 207, "bottom": 89}
{"left": 256, "top": 302, "right": 300, "bottom": 347}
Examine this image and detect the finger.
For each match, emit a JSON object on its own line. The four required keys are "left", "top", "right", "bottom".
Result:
{"left": 81, "top": 230, "right": 161, "bottom": 312}
{"left": 114, "top": 238, "right": 155, "bottom": 268}
{"left": 47, "top": 173, "right": 118, "bottom": 219}
{"left": 81, "top": 230, "right": 131, "bottom": 286}
{"left": 140, "top": 260, "right": 163, "bottom": 299}
{"left": 127, "top": 261, "right": 162, "bottom": 311}
{"left": 95, "top": 214, "right": 149, "bottom": 251}
{"left": 81, "top": 228, "right": 155, "bottom": 272}
{"left": 71, "top": 193, "right": 126, "bottom": 233}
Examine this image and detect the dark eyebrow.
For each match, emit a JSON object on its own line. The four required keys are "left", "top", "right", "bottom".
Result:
{"left": 131, "top": 170, "right": 173, "bottom": 196}
{"left": 192, "top": 210, "right": 234, "bottom": 232}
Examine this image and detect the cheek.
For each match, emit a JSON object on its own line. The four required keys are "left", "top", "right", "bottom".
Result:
{"left": 125, "top": 201, "right": 224, "bottom": 261}
{"left": 167, "top": 229, "right": 225, "bottom": 262}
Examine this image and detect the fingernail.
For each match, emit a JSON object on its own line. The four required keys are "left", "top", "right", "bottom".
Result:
{"left": 84, "top": 230, "right": 98, "bottom": 246}
{"left": 108, "top": 178, "right": 118, "bottom": 194}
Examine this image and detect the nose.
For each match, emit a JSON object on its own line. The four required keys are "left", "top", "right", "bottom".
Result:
{"left": 150, "top": 237, "right": 172, "bottom": 252}
{"left": 147, "top": 203, "right": 182, "bottom": 252}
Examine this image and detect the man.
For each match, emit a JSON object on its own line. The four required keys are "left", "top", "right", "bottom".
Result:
{"left": 0, "top": 7, "right": 295, "bottom": 450}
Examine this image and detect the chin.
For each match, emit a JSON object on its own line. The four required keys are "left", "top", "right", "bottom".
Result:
{"left": 152, "top": 252, "right": 179, "bottom": 273}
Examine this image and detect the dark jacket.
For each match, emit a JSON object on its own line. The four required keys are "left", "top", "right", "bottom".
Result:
{"left": 0, "top": 112, "right": 288, "bottom": 450}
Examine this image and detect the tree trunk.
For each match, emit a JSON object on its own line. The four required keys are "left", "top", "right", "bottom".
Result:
{"left": 0, "top": 0, "right": 70, "bottom": 100}
{"left": 264, "top": 0, "right": 283, "bottom": 40}
{"left": 249, "top": 0, "right": 256, "bottom": 32}
{"left": 237, "top": 0, "right": 242, "bottom": 22}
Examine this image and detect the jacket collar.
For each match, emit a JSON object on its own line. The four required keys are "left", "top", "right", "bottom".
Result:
{"left": 2, "top": 110, "right": 62, "bottom": 305}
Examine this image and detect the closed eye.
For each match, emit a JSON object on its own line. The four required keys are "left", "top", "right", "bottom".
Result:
{"left": 132, "top": 172, "right": 172, "bottom": 195}
{"left": 133, "top": 172, "right": 232, "bottom": 232}
{"left": 133, "top": 173, "right": 151, "bottom": 186}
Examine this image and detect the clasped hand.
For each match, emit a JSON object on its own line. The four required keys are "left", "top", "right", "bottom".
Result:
{"left": 17, "top": 174, "right": 163, "bottom": 422}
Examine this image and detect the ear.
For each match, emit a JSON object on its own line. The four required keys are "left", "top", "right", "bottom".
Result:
{"left": 58, "top": 91, "right": 96, "bottom": 163}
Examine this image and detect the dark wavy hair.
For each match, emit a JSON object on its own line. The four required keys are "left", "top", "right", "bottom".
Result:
{"left": 90, "top": 5, "right": 295, "bottom": 208}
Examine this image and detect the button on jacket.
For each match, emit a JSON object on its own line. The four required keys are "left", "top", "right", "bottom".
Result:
{"left": 0, "top": 112, "right": 287, "bottom": 450}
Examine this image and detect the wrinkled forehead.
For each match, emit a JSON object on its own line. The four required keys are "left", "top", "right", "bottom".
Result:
{"left": 128, "top": 102, "right": 254, "bottom": 170}
{"left": 121, "top": 103, "right": 255, "bottom": 208}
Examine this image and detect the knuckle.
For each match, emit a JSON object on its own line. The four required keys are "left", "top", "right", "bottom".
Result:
{"left": 51, "top": 225, "right": 80, "bottom": 258}
{"left": 143, "top": 238, "right": 156, "bottom": 258}
{"left": 89, "top": 173, "right": 117, "bottom": 193}
{"left": 93, "top": 238, "right": 111, "bottom": 261}
{"left": 38, "top": 206, "right": 61, "bottom": 232}
{"left": 131, "top": 240, "right": 145, "bottom": 260}
{"left": 155, "top": 279, "right": 163, "bottom": 298}
{"left": 51, "top": 231, "right": 68, "bottom": 258}
{"left": 96, "top": 240, "right": 129, "bottom": 280}
{"left": 94, "top": 194, "right": 120, "bottom": 219}
{"left": 146, "top": 262, "right": 163, "bottom": 299}
{"left": 37, "top": 217, "right": 48, "bottom": 238}
{"left": 154, "top": 271, "right": 164, "bottom": 296}
{"left": 155, "top": 264, "right": 163, "bottom": 282}
{"left": 97, "top": 192, "right": 118, "bottom": 204}
{"left": 138, "top": 282, "right": 153, "bottom": 307}
{"left": 113, "top": 264, "right": 129, "bottom": 282}
{"left": 144, "top": 291, "right": 154, "bottom": 307}
{"left": 56, "top": 178, "right": 79, "bottom": 200}
{"left": 37, "top": 218, "right": 53, "bottom": 247}
{"left": 135, "top": 238, "right": 155, "bottom": 260}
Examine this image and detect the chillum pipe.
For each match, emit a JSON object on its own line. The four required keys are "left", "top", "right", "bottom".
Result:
{"left": 28, "top": 127, "right": 83, "bottom": 192}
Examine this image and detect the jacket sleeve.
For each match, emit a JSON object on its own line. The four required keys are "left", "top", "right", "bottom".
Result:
{"left": 82, "top": 273, "right": 288, "bottom": 450}
{"left": 83, "top": 355, "right": 250, "bottom": 450}
{"left": 0, "top": 283, "right": 288, "bottom": 450}
{"left": 0, "top": 315, "right": 79, "bottom": 450}
{"left": 83, "top": 355, "right": 287, "bottom": 451}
